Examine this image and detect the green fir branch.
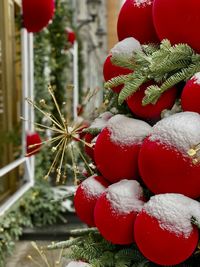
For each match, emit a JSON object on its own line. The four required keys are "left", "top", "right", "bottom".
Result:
{"left": 111, "top": 54, "right": 136, "bottom": 70}
{"left": 104, "top": 73, "right": 134, "bottom": 89}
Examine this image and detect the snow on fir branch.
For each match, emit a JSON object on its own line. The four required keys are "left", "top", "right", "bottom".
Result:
{"left": 104, "top": 39, "right": 200, "bottom": 106}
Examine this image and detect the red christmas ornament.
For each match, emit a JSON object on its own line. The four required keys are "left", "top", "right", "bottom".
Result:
{"left": 94, "top": 180, "right": 145, "bottom": 244}
{"left": 153, "top": 0, "right": 200, "bottom": 53}
{"left": 74, "top": 175, "right": 109, "bottom": 226}
{"left": 84, "top": 133, "right": 96, "bottom": 161}
{"left": 181, "top": 73, "right": 200, "bottom": 114}
{"left": 66, "top": 28, "right": 76, "bottom": 45}
{"left": 26, "top": 132, "right": 42, "bottom": 156}
{"left": 117, "top": 0, "right": 158, "bottom": 44}
{"left": 139, "top": 112, "right": 200, "bottom": 198}
{"left": 103, "top": 55, "right": 132, "bottom": 93}
{"left": 94, "top": 114, "right": 152, "bottom": 183}
{"left": 127, "top": 82, "right": 177, "bottom": 120}
{"left": 22, "top": 0, "right": 55, "bottom": 33}
{"left": 134, "top": 194, "right": 200, "bottom": 266}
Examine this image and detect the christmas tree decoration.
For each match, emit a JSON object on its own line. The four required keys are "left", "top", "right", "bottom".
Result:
{"left": 66, "top": 262, "right": 90, "bottom": 267}
{"left": 117, "top": 0, "right": 158, "bottom": 44}
{"left": 26, "top": 132, "right": 42, "bottom": 156}
{"left": 181, "top": 72, "right": 200, "bottom": 114}
{"left": 103, "top": 38, "right": 141, "bottom": 93}
{"left": 74, "top": 175, "right": 109, "bottom": 227}
{"left": 66, "top": 27, "right": 76, "bottom": 45}
{"left": 94, "top": 180, "right": 145, "bottom": 244}
{"left": 94, "top": 114, "right": 152, "bottom": 183}
{"left": 22, "top": 0, "right": 55, "bottom": 33}
{"left": 134, "top": 194, "right": 200, "bottom": 265}
{"left": 153, "top": 0, "right": 200, "bottom": 53}
{"left": 139, "top": 112, "right": 200, "bottom": 198}
{"left": 84, "top": 112, "right": 113, "bottom": 160}
{"left": 127, "top": 82, "right": 177, "bottom": 120}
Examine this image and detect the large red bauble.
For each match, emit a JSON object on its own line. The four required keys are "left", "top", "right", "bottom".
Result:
{"left": 94, "top": 115, "right": 152, "bottom": 183}
{"left": 127, "top": 83, "right": 177, "bottom": 120}
{"left": 103, "top": 55, "right": 132, "bottom": 93}
{"left": 22, "top": 0, "right": 55, "bottom": 33}
{"left": 139, "top": 112, "right": 200, "bottom": 198}
{"left": 153, "top": 0, "right": 200, "bottom": 53}
{"left": 94, "top": 180, "right": 145, "bottom": 244}
{"left": 74, "top": 175, "right": 109, "bottom": 227}
{"left": 117, "top": 0, "right": 158, "bottom": 44}
{"left": 181, "top": 73, "right": 200, "bottom": 114}
{"left": 134, "top": 211, "right": 199, "bottom": 265}
{"left": 26, "top": 132, "right": 42, "bottom": 156}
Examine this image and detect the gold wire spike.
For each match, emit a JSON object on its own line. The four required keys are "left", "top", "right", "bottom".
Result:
{"left": 24, "top": 84, "right": 94, "bottom": 184}
{"left": 187, "top": 143, "right": 200, "bottom": 165}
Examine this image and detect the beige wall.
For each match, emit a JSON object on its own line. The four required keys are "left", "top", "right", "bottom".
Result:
{"left": 106, "top": 0, "right": 121, "bottom": 51}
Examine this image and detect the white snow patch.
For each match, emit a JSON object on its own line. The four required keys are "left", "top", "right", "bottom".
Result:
{"left": 134, "top": 0, "right": 153, "bottom": 7}
{"left": 66, "top": 261, "right": 91, "bottom": 267}
{"left": 81, "top": 175, "right": 107, "bottom": 198}
{"left": 144, "top": 193, "right": 200, "bottom": 238}
{"left": 192, "top": 72, "right": 200, "bottom": 85}
{"left": 106, "top": 180, "right": 145, "bottom": 214}
{"left": 107, "top": 114, "right": 152, "bottom": 146}
{"left": 149, "top": 112, "right": 200, "bottom": 154}
{"left": 89, "top": 112, "right": 113, "bottom": 130}
{"left": 111, "top": 37, "right": 141, "bottom": 56}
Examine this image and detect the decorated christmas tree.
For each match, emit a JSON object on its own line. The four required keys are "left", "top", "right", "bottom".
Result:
{"left": 47, "top": 0, "right": 200, "bottom": 266}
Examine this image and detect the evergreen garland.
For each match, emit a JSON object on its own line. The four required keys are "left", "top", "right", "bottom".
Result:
{"left": 104, "top": 39, "right": 200, "bottom": 106}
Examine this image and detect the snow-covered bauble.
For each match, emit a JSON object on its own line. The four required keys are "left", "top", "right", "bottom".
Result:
{"left": 103, "top": 38, "right": 141, "bottom": 93}
{"left": 134, "top": 194, "right": 200, "bottom": 265}
{"left": 26, "top": 132, "right": 42, "bottom": 156}
{"left": 94, "top": 114, "right": 152, "bottom": 183}
{"left": 22, "top": 0, "right": 55, "bottom": 33}
{"left": 117, "top": 0, "right": 158, "bottom": 43}
{"left": 153, "top": 0, "right": 200, "bottom": 53}
{"left": 84, "top": 112, "right": 113, "bottom": 161}
{"left": 66, "top": 261, "right": 91, "bottom": 267}
{"left": 181, "top": 73, "right": 200, "bottom": 114}
{"left": 127, "top": 82, "right": 177, "bottom": 121}
{"left": 139, "top": 112, "right": 200, "bottom": 198}
{"left": 94, "top": 180, "right": 145, "bottom": 244}
{"left": 74, "top": 175, "right": 109, "bottom": 226}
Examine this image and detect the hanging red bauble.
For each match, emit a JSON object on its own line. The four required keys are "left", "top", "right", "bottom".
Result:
{"left": 84, "top": 133, "right": 96, "bottom": 161}
{"left": 94, "top": 114, "right": 151, "bottom": 183}
{"left": 117, "top": 0, "right": 158, "bottom": 44}
{"left": 26, "top": 132, "right": 42, "bottom": 157}
{"left": 139, "top": 112, "right": 200, "bottom": 199}
{"left": 66, "top": 28, "right": 76, "bottom": 45}
{"left": 94, "top": 180, "right": 145, "bottom": 244}
{"left": 22, "top": 0, "right": 55, "bottom": 33}
{"left": 134, "top": 194, "right": 200, "bottom": 266}
{"left": 181, "top": 73, "right": 200, "bottom": 114}
{"left": 74, "top": 175, "right": 109, "bottom": 227}
{"left": 153, "top": 0, "right": 200, "bottom": 53}
{"left": 127, "top": 82, "right": 177, "bottom": 121}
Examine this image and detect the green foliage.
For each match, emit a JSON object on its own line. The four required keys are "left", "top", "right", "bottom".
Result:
{"left": 105, "top": 39, "right": 200, "bottom": 106}
{"left": 0, "top": 181, "right": 65, "bottom": 266}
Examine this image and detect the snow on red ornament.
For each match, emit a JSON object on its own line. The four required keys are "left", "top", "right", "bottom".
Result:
{"left": 74, "top": 175, "right": 109, "bottom": 227}
{"left": 26, "top": 132, "right": 42, "bottom": 156}
{"left": 66, "top": 28, "right": 76, "bottom": 45}
{"left": 134, "top": 194, "right": 200, "bottom": 266}
{"left": 22, "top": 0, "right": 55, "bottom": 33}
{"left": 181, "top": 73, "right": 200, "bottom": 114}
{"left": 139, "top": 112, "right": 200, "bottom": 198}
{"left": 103, "top": 38, "right": 141, "bottom": 93}
{"left": 66, "top": 261, "right": 91, "bottom": 267}
{"left": 94, "top": 114, "right": 152, "bottom": 183}
{"left": 84, "top": 112, "right": 113, "bottom": 161}
{"left": 94, "top": 179, "right": 145, "bottom": 244}
{"left": 127, "top": 82, "right": 177, "bottom": 121}
{"left": 117, "top": 0, "right": 158, "bottom": 44}
{"left": 153, "top": 0, "right": 200, "bottom": 53}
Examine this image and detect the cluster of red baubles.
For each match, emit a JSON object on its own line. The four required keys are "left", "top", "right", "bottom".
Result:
{"left": 74, "top": 0, "right": 200, "bottom": 266}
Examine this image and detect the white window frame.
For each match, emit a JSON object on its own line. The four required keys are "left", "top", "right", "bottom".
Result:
{"left": 0, "top": 29, "right": 35, "bottom": 216}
